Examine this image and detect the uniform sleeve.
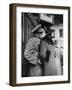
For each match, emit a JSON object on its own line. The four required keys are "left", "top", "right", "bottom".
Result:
{"left": 40, "top": 41, "right": 47, "bottom": 58}
{"left": 24, "top": 39, "right": 38, "bottom": 65}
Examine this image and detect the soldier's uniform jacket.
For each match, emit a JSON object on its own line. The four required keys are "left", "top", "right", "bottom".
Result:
{"left": 24, "top": 37, "right": 42, "bottom": 76}
{"left": 24, "top": 37, "right": 41, "bottom": 65}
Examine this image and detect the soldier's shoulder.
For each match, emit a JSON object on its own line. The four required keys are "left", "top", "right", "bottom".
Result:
{"left": 27, "top": 37, "right": 35, "bottom": 44}
{"left": 28, "top": 37, "right": 35, "bottom": 41}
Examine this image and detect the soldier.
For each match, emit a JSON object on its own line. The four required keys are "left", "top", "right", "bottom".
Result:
{"left": 24, "top": 24, "right": 46, "bottom": 76}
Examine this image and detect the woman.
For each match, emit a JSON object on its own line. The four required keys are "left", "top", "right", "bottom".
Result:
{"left": 40, "top": 34, "right": 62, "bottom": 76}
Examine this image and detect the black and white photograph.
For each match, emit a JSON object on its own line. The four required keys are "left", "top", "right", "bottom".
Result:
{"left": 9, "top": 4, "right": 70, "bottom": 86}
{"left": 21, "top": 13, "right": 63, "bottom": 77}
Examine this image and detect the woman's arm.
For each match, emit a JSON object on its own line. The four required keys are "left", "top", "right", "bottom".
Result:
{"left": 40, "top": 41, "right": 47, "bottom": 59}
{"left": 40, "top": 41, "right": 51, "bottom": 62}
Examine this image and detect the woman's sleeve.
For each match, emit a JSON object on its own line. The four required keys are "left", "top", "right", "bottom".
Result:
{"left": 40, "top": 41, "right": 47, "bottom": 59}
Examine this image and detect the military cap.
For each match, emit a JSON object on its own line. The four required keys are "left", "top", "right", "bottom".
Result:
{"left": 32, "top": 24, "right": 41, "bottom": 33}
